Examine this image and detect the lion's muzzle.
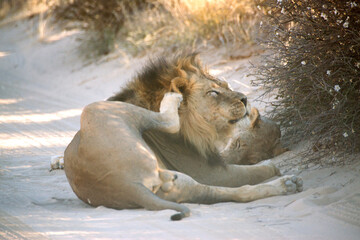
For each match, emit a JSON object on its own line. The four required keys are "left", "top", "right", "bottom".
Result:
{"left": 229, "top": 95, "right": 248, "bottom": 123}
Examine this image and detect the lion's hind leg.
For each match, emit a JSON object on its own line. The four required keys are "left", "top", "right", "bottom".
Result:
{"left": 138, "top": 92, "right": 182, "bottom": 134}
{"left": 50, "top": 155, "right": 64, "bottom": 171}
{"left": 233, "top": 175, "right": 303, "bottom": 202}
{"left": 156, "top": 92, "right": 183, "bottom": 134}
{"left": 155, "top": 170, "right": 303, "bottom": 206}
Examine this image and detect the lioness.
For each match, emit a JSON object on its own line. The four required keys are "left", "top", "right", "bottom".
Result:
{"left": 65, "top": 93, "right": 303, "bottom": 220}
{"left": 221, "top": 107, "right": 288, "bottom": 165}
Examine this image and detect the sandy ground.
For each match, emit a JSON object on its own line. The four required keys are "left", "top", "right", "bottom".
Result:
{"left": 1, "top": 19, "right": 360, "bottom": 240}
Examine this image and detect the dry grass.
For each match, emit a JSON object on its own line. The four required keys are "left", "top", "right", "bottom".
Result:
{"left": 51, "top": 0, "right": 149, "bottom": 56}
{"left": 48, "top": 0, "right": 260, "bottom": 56}
{"left": 1, "top": 0, "right": 261, "bottom": 56}
{"left": 120, "top": 0, "right": 261, "bottom": 55}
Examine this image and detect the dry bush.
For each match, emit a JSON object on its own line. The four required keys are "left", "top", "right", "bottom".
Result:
{"left": 253, "top": 0, "right": 360, "bottom": 158}
{"left": 2, "top": 1, "right": 262, "bottom": 57}
{"left": 52, "top": 0, "right": 150, "bottom": 56}
{"left": 50, "top": 0, "right": 261, "bottom": 56}
{"left": 117, "top": 2, "right": 174, "bottom": 55}
{"left": 0, "top": 0, "right": 50, "bottom": 20}
{"left": 0, "top": 0, "right": 28, "bottom": 19}
{"left": 122, "top": 0, "right": 261, "bottom": 54}
{"left": 159, "top": 0, "right": 260, "bottom": 47}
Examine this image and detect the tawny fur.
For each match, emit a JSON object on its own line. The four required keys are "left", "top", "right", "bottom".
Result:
{"left": 65, "top": 93, "right": 303, "bottom": 220}
{"left": 108, "top": 53, "right": 248, "bottom": 165}
{"left": 221, "top": 108, "right": 288, "bottom": 165}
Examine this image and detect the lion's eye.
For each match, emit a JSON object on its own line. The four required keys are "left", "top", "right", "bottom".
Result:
{"left": 207, "top": 90, "right": 219, "bottom": 97}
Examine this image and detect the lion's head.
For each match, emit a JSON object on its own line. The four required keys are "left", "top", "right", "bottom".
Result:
{"left": 108, "top": 53, "right": 249, "bottom": 165}
{"left": 221, "top": 108, "right": 288, "bottom": 165}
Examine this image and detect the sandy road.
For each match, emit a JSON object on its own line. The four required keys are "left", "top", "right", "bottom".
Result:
{"left": 1, "top": 20, "right": 360, "bottom": 239}
{"left": 0, "top": 43, "right": 81, "bottom": 239}
{"left": 0, "top": 77, "right": 80, "bottom": 160}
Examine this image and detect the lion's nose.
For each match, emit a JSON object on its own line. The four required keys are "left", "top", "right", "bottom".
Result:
{"left": 241, "top": 96, "right": 247, "bottom": 106}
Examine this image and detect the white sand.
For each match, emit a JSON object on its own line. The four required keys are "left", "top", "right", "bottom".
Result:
{"left": 1, "top": 20, "right": 360, "bottom": 240}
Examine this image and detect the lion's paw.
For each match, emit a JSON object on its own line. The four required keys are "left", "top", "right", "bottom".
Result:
{"left": 165, "top": 92, "right": 183, "bottom": 106}
{"left": 160, "top": 92, "right": 183, "bottom": 113}
{"left": 50, "top": 155, "right": 64, "bottom": 171}
{"left": 276, "top": 175, "right": 303, "bottom": 194}
{"left": 159, "top": 171, "right": 178, "bottom": 193}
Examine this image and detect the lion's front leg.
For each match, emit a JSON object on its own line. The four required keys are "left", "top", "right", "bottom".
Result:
{"left": 156, "top": 170, "right": 239, "bottom": 204}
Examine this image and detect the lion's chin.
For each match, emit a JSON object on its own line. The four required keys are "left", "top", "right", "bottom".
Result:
{"left": 228, "top": 110, "right": 249, "bottom": 124}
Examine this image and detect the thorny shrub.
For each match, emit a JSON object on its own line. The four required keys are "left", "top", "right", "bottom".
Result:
{"left": 253, "top": 0, "right": 360, "bottom": 159}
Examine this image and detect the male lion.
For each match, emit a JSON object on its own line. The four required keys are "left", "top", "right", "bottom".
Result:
{"left": 108, "top": 53, "right": 249, "bottom": 167}
{"left": 65, "top": 92, "right": 303, "bottom": 220}
{"left": 107, "top": 53, "right": 290, "bottom": 187}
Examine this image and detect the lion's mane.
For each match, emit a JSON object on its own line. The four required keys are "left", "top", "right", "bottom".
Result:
{"left": 108, "top": 53, "right": 224, "bottom": 164}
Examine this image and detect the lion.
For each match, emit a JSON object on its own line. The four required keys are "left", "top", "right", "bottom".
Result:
{"left": 65, "top": 92, "right": 303, "bottom": 220}
{"left": 108, "top": 52, "right": 249, "bottom": 167}
{"left": 107, "top": 53, "right": 289, "bottom": 186}
{"left": 221, "top": 107, "right": 288, "bottom": 165}
{"left": 53, "top": 107, "right": 287, "bottom": 170}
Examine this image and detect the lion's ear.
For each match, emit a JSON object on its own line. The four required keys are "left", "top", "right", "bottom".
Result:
{"left": 273, "top": 145, "right": 289, "bottom": 157}
{"left": 171, "top": 77, "right": 188, "bottom": 94}
{"left": 249, "top": 107, "right": 260, "bottom": 128}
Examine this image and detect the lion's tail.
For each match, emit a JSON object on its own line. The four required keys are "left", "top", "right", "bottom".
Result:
{"left": 132, "top": 183, "right": 190, "bottom": 221}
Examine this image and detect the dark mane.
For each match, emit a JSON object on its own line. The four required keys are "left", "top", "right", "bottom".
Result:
{"left": 107, "top": 52, "right": 201, "bottom": 111}
{"left": 107, "top": 57, "right": 170, "bottom": 102}
{"left": 107, "top": 51, "right": 225, "bottom": 167}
